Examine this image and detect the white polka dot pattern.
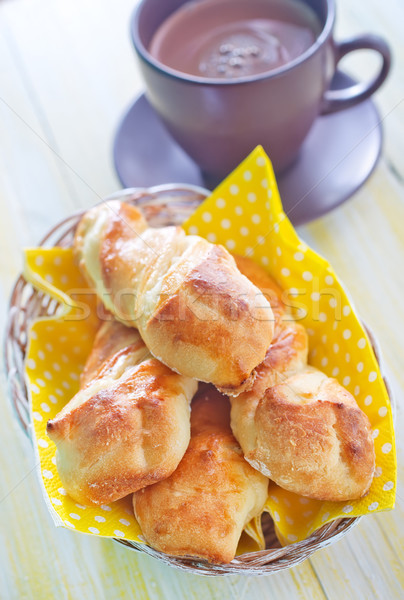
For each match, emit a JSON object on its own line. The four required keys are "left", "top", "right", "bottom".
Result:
{"left": 88, "top": 527, "right": 100, "bottom": 534}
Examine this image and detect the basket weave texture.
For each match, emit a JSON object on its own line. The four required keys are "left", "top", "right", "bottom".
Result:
{"left": 6, "top": 185, "right": 389, "bottom": 576}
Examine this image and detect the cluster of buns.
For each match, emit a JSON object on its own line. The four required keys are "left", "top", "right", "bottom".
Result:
{"left": 46, "top": 201, "right": 375, "bottom": 564}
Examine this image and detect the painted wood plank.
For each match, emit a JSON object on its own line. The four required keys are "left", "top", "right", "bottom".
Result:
{"left": 0, "top": 0, "right": 142, "bottom": 211}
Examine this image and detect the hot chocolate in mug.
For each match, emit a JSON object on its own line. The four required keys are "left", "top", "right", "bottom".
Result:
{"left": 131, "top": 0, "right": 391, "bottom": 181}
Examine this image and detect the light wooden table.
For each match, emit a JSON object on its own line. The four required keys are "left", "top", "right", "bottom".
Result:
{"left": 0, "top": 0, "right": 403, "bottom": 598}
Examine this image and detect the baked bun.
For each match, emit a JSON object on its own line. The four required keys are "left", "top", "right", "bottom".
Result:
{"left": 73, "top": 201, "right": 274, "bottom": 395}
{"left": 133, "top": 386, "right": 269, "bottom": 564}
{"left": 47, "top": 320, "right": 197, "bottom": 505}
{"left": 253, "top": 367, "right": 375, "bottom": 500}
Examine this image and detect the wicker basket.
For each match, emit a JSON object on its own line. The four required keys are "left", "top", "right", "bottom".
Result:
{"left": 4, "top": 184, "right": 392, "bottom": 576}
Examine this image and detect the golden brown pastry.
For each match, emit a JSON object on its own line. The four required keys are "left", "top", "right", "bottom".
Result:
{"left": 133, "top": 386, "right": 269, "bottom": 564}
{"left": 253, "top": 367, "right": 375, "bottom": 500}
{"left": 47, "top": 320, "right": 197, "bottom": 505}
{"left": 73, "top": 201, "right": 274, "bottom": 395}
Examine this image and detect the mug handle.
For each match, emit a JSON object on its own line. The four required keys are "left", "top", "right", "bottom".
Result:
{"left": 321, "top": 34, "right": 391, "bottom": 115}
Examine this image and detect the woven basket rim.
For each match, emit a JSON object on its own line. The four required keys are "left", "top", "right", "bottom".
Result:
{"left": 4, "top": 185, "right": 395, "bottom": 576}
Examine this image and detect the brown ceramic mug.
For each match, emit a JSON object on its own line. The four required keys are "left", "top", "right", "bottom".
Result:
{"left": 131, "top": 0, "right": 391, "bottom": 181}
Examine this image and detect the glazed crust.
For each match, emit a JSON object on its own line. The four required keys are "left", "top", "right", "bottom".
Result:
{"left": 133, "top": 386, "right": 268, "bottom": 564}
{"left": 47, "top": 320, "right": 197, "bottom": 505}
{"left": 254, "top": 368, "right": 375, "bottom": 500}
{"left": 73, "top": 201, "right": 274, "bottom": 395}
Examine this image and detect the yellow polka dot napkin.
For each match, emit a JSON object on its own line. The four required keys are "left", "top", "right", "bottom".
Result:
{"left": 24, "top": 145, "right": 396, "bottom": 549}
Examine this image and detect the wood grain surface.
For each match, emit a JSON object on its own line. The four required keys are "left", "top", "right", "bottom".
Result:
{"left": 0, "top": 0, "right": 403, "bottom": 598}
